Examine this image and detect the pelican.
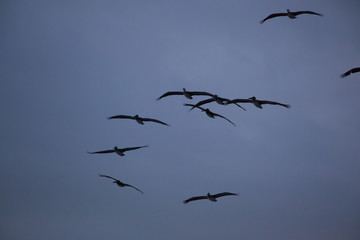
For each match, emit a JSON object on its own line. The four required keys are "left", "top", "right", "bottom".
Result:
{"left": 88, "top": 145, "right": 148, "bottom": 156}
{"left": 340, "top": 67, "right": 360, "bottom": 78}
{"left": 226, "top": 96, "right": 290, "bottom": 109}
{"left": 108, "top": 114, "right": 169, "bottom": 126}
{"left": 260, "top": 9, "right": 323, "bottom": 23}
{"left": 99, "top": 174, "right": 144, "bottom": 194}
{"left": 184, "top": 104, "right": 236, "bottom": 126}
{"left": 191, "top": 95, "right": 246, "bottom": 111}
{"left": 183, "top": 192, "right": 238, "bottom": 204}
{"left": 157, "top": 88, "right": 213, "bottom": 100}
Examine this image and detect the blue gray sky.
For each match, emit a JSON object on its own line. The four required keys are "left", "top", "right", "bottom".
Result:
{"left": 1, "top": 0, "right": 360, "bottom": 239}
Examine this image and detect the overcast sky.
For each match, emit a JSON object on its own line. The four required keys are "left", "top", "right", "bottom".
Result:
{"left": 1, "top": 0, "right": 360, "bottom": 239}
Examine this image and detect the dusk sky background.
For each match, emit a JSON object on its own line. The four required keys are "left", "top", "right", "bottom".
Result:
{"left": 1, "top": 0, "right": 360, "bottom": 239}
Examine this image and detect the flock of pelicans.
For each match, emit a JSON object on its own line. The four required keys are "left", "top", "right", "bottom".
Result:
{"left": 89, "top": 90, "right": 291, "bottom": 203}
{"left": 88, "top": 8, "right": 359, "bottom": 204}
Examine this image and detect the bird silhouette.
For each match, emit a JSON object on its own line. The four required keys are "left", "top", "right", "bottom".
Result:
{"left": 260, "top": 9, "right": 323, "bottom": 24}
{"left": 183, "top": 192, "right": 238, "bottom": 204}
{"left": 157, "top": 88, "right": 213, "bottom": 100}
{"left": 88, "top": 145, "right": 148, "bottom": 157}
{"left": 99, "top": 174, "right": 144, "bottom": 194}
{"left": 108, "top": 114, "right": 169, "bottom": 126}
{"left": 184, "top": 104, "right": 236, "bottom": 126}
{"left": 226, "top": 96, "right": 290, "bottom": 109}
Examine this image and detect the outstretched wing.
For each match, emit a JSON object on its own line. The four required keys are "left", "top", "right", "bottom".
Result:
{"left": 341, "top": 70, "right": 351, "bottom": 78}
{"left": 88, "top": 149, "right": 115, "bottom": 154}
{"left": 341, "top": 67, "right": 360, "bottom": 78}
{"left": 183, "top": 195, "right": 208, "bottom": 204}
{"left": 213, "top": 192, "right": 238, "bottom": 199}
{"left": 228, "top": 101, "right": 246, "bottom": 111}
{"left": 293, "top": 11, "right": 323, "bottom": 17}
{"left": 184, "top": 103, "right": 206, "bottom": 112}
{"left": 107, "top": 115, "right": 134, "bottom": 120}
{"left": 141, "top": 117, "right": 169, "bottom": 126}
{"left": 226, "top": 98, "right": 252, "bottom": 104}
{"left": 98, "top": 174, "right": 117, "bottom": 181}
{"left": 191, "top": 98, "right": 215, "bottom": 109}
{"left": 213, "top": 113, "right": 236, "bottom": 126}
{"left": 121, "top": 145, "right": 149, "bottom": 152}
{"left": 258, "top": 100, "right": 290, "bottom": 108}
{"left": 189, "top": 91, "right": 214, "bottom": 97}
{"left": 157, "top": 91, "right": 183, "bottom": 100}
{"left": 123, "top": 183, "right": 144, "bottom": 194}
{"left": 260, "top": 12, "right": 288, "bottom": 23}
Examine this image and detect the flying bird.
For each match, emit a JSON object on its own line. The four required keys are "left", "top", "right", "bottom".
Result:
{"left": 108, "top": 114, "right": 169, "bottom": 126}
{"left": 183, "top": 192, "right": 238, "bottom": 204}
{"left": 340, "top": 67, "right": 360, "bottom": 78}
{"left": 191, "top": 94, "right": 246, "bottom": 111}
{"left": 99, "top": 174, "right": 144, "bottom": 194}
{"left": 184, "top": 104, "right": 236, "bottom": 126}
{"left": 88, "top": 145, "right": 148, "bottom": 156}
{"left": 260, "top": 9, "right": 323, "bottom": 23}
{"left": 226, "top": 96, "right": 290, "bottom": 109}
{"left": 157, "top": 88, "right": 213, "bottom": 100}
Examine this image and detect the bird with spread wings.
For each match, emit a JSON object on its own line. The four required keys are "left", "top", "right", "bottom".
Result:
{"left": 108, "top": 114, "right": 169, "bottom": 126}
{"left": 184, "top": 104, "right": 236, "bottom": 126}
{"left": 260, "top": 9, "right": 323, "bottom": 24}
{"left": 88, "top": 145, "right": 148, "bottom": 157}
{"left": 183, "top": 192, "right": 238, "bottom": 204}
{"left": 99, "top": 174, "right": 144, "bottom": 194}
{"left": 226, "top": 96, "right": 290, "bottom": 109}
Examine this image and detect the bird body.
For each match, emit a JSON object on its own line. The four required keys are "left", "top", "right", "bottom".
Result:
{"left": 204, "top": 109, "right": 216, "bottom": 119}
{"left": 286, "top": 9, "right": 297, "bottom": 19}
{"left": 260, "top": 9, "right": 323, "bottom": 23}
{"left": 108, "top": 114, "right": 169, "bottom": 126}
{"left": 251, "top": 97, "right": 263, "bottom": 109}
{"left": 114, "top": 147, "right": 125, "bottom": 156}
{"left": 88, "top": 145, "right": 148, "bottom": 157}
{"left": 99, "top": 174, "right": 144, "bottom": 194}
{"left": 214, "top": 95, "right": 226, "bottom": 105}
{"left": 134, "top": 115, "right": 144, "bottom": 125}
{"left": 183, "top": 192, "right": 238, "bottom": 204}
{"left": 207, "top": 193, "right": 218, "bottom": 202}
